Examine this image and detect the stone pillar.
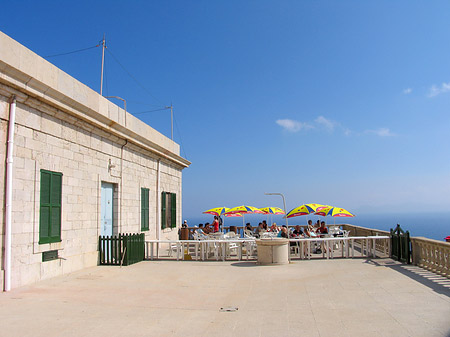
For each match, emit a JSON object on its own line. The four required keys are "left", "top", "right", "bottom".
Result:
{"left": 256, "top": 238, "right": 289, "bottom": 265}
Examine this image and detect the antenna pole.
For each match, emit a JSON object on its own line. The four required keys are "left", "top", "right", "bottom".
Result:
{"left": 100, "top": 34, "right": 106, "bottom": 96}
{"left": 170, "top": 104, "right": 173, "bottom": 141}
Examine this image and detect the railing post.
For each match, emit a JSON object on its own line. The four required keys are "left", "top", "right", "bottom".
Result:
{"left": 405, "top": 230, "right": 411, "bottom": 264}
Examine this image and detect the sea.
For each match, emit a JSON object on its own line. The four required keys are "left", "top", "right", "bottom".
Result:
{"left": 184, "top": 212, "right": 450, "bottom": 242}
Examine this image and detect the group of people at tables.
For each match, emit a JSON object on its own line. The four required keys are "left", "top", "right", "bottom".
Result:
{"left": 193, "top": 216, "right": 221, "bottom": 236}
{"left": 193, "top": 218, "right": 330, "bottom": 239}
{"left": 251, "top": 219, "right": 328, "bottom": 239}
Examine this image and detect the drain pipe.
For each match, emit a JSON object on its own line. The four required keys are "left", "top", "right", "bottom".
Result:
{"left": 4, "top": 96, "right": 16, "bottom": 292}
{"left": 156, "top": 159, "right": 161, "bottom": 258}
{"left": 120, "top": 139, "right": 127, "bottom": 234}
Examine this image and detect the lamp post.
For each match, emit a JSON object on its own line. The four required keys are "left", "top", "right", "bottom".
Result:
{"left": 264, "top": 192, "right": 288, "bottom": 227}
{"left": 265, "top": 192, "right": 290, "bottom": 263}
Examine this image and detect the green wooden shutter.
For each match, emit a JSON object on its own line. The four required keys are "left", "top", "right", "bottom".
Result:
{"left": 50, "top": 173, "right": 62, "bottom": 241}
{"left": 39, "top": 170, "right": 62, "bottom": 244}
{"left": 39, "top": 172, "right": 51, "bottom": 243}
{"left": 161, "top": 192, "right": 166, "bottom": 229}
{"left": 141, "top": 188, "right": 149, "bottom": 231}
{"left": 171, "top": 193, "right": 177, "bottom": 228}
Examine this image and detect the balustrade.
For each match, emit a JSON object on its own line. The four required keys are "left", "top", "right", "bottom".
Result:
{"left": 411, "top": 237, "right": 450, "bottom": 278}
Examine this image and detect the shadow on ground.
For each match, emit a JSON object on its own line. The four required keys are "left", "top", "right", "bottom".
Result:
{"left": 367, "top": 258, "right": 450, "bottom": 298}
{"left": 230, "top": 261, "right": 258, "bottom": 268}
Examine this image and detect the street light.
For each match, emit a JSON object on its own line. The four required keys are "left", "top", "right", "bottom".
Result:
{"left": 264, "top": 192, "right": 289, "bottom": 227}
{"left": 265, "top": 192, "right": 290, "bottom": 263}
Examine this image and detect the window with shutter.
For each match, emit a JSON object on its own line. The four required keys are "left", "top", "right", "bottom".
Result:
{"left": 141, "top": 188, "right": 149, "bottom": 231}
{"left": 161, "top": 191, "right": 166, "bottom": 229}
{"left": 161, "top": 191, "right": 177, "bottom": 229}
{"left": 39, "top": 170, "right": 62, "bottom": 244}
{"left": 171, "top": 193, "right": 177, "bottom": 228}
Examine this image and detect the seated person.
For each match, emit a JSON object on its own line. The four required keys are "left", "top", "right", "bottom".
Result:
{"left": 203, "top": 222, "right": 212, "bottom": 234}
{"left": 262, "top": 220, "right": 268, "bottom": 231}
{"left": 195, "top": 224, "right": 206, "bottom": 236}
{"left": 304, "top": 225, "right": 317, "bottom": 238}
{"left": 277, "top": 226, "right": 289, "bottom": 238}
{"left": 314, "top": 220, "right": 320, "bottom": 229}
{"left": 245, "top": 223, "right": 253, "bottom": 231}
{"left": 292, "top": 225, "right": 304, "bottom": 238}
{"left": 317, "top": 221, "right": 328, "bottom": 237}
{"left": 254, "top": 222, "right": 265, "bottom": 237}
{"left": 269, "top": 222, "right": 279, "bottom": 232}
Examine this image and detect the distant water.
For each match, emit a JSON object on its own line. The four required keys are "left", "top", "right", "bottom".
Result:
{"left": 184, "top": 212, "right": 450, "bottom": 241}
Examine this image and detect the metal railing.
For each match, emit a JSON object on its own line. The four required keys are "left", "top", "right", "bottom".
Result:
{"left": 390, "top": 224, "right": 411, "bottom": 264}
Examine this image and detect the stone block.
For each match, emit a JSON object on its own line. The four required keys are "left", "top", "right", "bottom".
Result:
{"left": 40, "top": 114, "right": 62, "bottom": 138}
{"left": 0, "top": 32, "right": 21, "bottom": 70}
{"left": 0, "top": 100, "right": 8, "bottom": 120}
{"left": 56, "top": 68, "right": 74, "bottom": 100}
{"left": 17, "top": 108, "right": 42, "bottom": 133}
{"left": 61, "top": 124, "right": 77, "bottom": 143}
{"left": 76, "top": 129, "right": 91, "bottom": 148}
{"left": 72, "top": 78, "right": 90, "bottom": 107}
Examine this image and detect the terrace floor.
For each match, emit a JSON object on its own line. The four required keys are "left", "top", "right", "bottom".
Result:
{"left": 1, "top": 258, "right": 449, "bottom": 337}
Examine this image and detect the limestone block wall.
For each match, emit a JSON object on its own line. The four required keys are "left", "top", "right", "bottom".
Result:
{"left": 0, "top": 86, "right": 184, "bottom": 289}
{"left": 0, "top": 31, "right": 189, "bottom": 290}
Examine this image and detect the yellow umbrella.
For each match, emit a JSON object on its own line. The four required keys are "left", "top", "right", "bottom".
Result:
{"left": 315, "top": 206, "right": 355, "bottom": 225}
{"left": 315, "top": 206, "right": 354, "bottom": 217}
{"left": 225, "top": 205, "right": 264, "bottom": 236}
{"left": 260, "top": 207, "right": 285, "bottom": 228}
{"left": 286, "top": 203, "right": 325, "bottom": 218}
{"left": 224, "top": 212, "right": 243, "bottom": 217}
{"left": 225, "top": 205, "right": 264, "bottom": 215}
{"left": 202, "top": 207, "right": 229, "bottom": 217}
{"left": 328, "top": 207, "right": 355, "bottom": 217}
{"left": 259, "top": 207, "right": 285, "bottom": 215}
{"left": 202, "top": 207, "right": 242, "bottom": 230}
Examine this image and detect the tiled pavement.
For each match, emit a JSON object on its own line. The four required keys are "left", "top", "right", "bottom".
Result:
{"left": 0, "top": 258, "right": 449, "bottom": 337}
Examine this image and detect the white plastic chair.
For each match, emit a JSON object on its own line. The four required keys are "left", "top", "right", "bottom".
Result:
{"left": 223, "top": 232, "right": 237, "bottom": 240}
{"left": 244, "top": 230, "right": 255, "bottom": 239}
{"left": 168, "top": 242, "right": 180, "bottom": 257}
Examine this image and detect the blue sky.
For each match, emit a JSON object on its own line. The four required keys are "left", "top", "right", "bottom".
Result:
{"left": 2, "top": 1, "right": 450, "bottom": 219}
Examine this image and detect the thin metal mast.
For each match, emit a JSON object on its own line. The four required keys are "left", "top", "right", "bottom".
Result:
{"left": 100, "top": 34, "right": 106, "bottom": 96}
{"left": 165, "top": 104, "right": 174, "bottom": 141}
{"left": 170, "top": 104, "right": 173, "bottom": 141}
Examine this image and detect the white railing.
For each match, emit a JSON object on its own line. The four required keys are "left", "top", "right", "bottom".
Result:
{"left": 144, "top": 235, "right": 391, "bottom": 262}
{"left": 411, "top": 237, "right": 450, "bottom": 278}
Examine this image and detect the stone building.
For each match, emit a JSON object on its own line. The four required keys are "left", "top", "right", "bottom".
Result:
{"left": 0, "top": 31, "right": 190, "bottom": 290}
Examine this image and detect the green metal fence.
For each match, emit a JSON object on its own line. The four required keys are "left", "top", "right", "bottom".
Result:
{"left": 99, "top": 233, "right": 145, "bottom": 266}
{"left": 390, "top": 224, "right": 411, "bottom": 264}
